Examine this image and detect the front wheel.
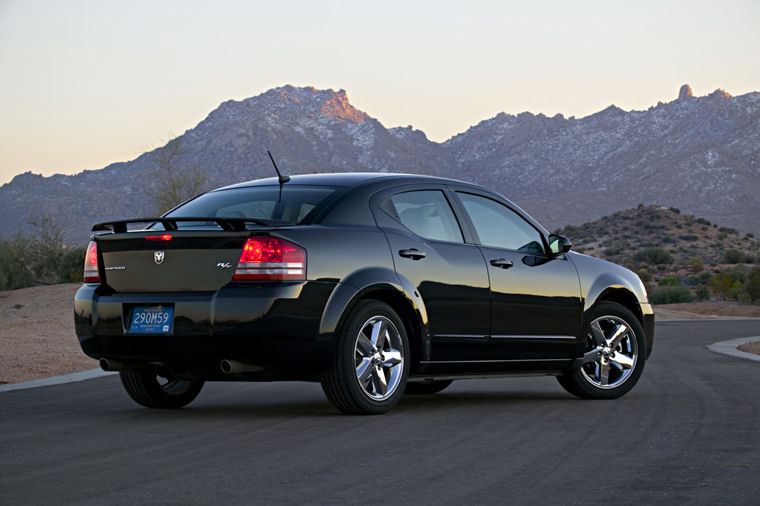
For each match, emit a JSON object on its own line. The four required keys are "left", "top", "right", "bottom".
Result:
{"left": 321, "top": 301, "right": 410, "bottom": 414}
{"left": 119, "top": 368, "right": 204, "bottom": 408}
{"left": 557, "top": 302, "right": 646, "bottom": 399}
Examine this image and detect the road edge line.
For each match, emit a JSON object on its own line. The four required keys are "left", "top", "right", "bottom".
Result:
{"left": 0, "top": 369, "right": 117, "bottom": 393}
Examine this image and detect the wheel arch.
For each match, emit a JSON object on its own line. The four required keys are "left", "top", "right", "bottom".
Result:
{"left": 318, "top": 267, "right": 430, "bottom": 368}
{"left": 583, "top": 274, "right": 654, "bottom": 357}
{"left": 591, "top": 287, "right": 643, "bottom": 324}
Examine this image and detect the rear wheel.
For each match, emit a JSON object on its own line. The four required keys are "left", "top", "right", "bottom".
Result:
{"left": 321, "top": 301, "right": 409, "bottom": 414}
{"left": 557, "top": 301, "right": 646, "bottom": 399}
{"left": 119, "top": 368, "right": 204, "bottom": 409}
{"left": 404, "top": 379, "right": 453, "bottom": 395}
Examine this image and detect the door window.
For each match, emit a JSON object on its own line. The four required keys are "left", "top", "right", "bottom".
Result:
{"left": 384, "top": 190, "right": 464, "bottom": 243}
{"left": 457, "top": 192, "right": 545, "bottom": 254}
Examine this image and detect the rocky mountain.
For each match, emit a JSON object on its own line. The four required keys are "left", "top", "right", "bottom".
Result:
{"left": 1, "top": 84, "right": 759, "bottom": 244}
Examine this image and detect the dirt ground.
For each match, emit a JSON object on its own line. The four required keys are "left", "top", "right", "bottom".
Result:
{"left": 1, "top": 284, "right": 759, "bottom": 385}
{"left": 0, "top": 283, "right": 94, "bottom": 384}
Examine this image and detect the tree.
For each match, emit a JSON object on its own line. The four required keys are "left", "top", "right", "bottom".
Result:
{"left": 145, "top": 135, "right": 207, "bottom": 214}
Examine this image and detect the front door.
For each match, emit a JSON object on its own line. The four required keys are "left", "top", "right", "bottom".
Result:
{"left": 454, "top": 191, "right": 583, "bottom": 362}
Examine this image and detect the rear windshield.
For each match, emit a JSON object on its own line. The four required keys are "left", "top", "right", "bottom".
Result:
{"left": 165, "top": 186, "right": 336, "bottom": 226}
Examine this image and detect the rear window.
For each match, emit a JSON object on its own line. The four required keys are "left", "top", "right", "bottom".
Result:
{"left": 165, "top": 186, "right": 336, "bottom": 226}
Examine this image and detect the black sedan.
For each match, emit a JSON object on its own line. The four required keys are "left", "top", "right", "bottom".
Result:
{"left": 74, "top": 173, "right": 654, "bottom": 414}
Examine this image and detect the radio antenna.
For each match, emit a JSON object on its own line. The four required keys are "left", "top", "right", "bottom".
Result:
{"left": 267, "top": 150, "right": 290, "bottom": 184}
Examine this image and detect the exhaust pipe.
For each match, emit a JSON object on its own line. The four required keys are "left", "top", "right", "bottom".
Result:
{"left": 100, "top": 358, "right": 128, "bottom": 371}
{"left": 220, "top": 359, "right": 263, "bottom": 375}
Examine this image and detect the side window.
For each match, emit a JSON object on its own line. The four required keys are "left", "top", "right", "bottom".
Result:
{"left": 457, "top": 192, "right": 545, "bottom": 254}
{"left": 384, "top": 190, "right": 464, "bottom": 243}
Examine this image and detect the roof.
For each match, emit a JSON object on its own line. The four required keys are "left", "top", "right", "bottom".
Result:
{"left": 217, "top": 172, "right": 467, "bottom": 190}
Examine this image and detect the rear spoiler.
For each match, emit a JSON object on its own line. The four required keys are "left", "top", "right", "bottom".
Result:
{"left": 91, "top": 217, "right": 281, "bottom": 234}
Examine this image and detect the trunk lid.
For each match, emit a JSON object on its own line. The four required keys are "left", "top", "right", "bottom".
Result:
{"left": 97, "top": 230, "right": 249, "bottom": 293}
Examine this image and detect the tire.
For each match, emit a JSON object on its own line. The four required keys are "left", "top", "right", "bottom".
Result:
{"left": 321, "top": 300, "right": 410, "bottom": 414}
{"left": 557, "top": 301, "right": 646, "bottom": 399}
{"left": 404, "top": 379, "right": 453, "bottom": 395}
{"left": 119, "top": 367, "right": 204, "bottom": 409}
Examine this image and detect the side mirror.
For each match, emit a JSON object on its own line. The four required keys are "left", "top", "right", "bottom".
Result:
{"left": 548, "top": 234, "right": 572, "bottom": 255}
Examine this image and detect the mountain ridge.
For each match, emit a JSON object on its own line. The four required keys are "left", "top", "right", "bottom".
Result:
{"left": 1, "top": 84, "right": 758, "bottom": 244}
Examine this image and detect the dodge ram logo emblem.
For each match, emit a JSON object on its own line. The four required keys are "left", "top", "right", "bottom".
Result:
{"left": 154, "top": 251, "right": 165, "bottom": 265}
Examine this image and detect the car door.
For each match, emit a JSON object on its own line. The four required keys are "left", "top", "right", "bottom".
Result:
{"left": 453, "top": 190, "right": 583, "bottom": 362}
{"left": 372, "top": 186, "right": 491, "bottom": 362}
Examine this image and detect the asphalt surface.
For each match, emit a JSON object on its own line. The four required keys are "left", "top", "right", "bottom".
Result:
{"left": 2, "top": 320, "right": 759, "bottom": 505}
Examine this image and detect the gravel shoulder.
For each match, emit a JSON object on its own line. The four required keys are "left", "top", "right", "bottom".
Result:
{"left": 0, "top": 284, "right": 92, "bottom": 384}
{"left": 1, "top": 284, "right": 759, "bottom": 385}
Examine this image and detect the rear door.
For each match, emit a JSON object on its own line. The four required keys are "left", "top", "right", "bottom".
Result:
{"left": 453, "top": 190, "right": 583, "bottom": 362}
{"left": 372, "top": 186, "right": 491, "bottom": 362}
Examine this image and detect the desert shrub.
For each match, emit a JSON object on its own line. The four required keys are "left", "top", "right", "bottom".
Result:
{"left": 695, "top": 285, "right": 710, "bottom": 302}
{"left": 696, "top": 218, "right": 711, "bottom": 226}
{"left": 649, "top": 286, "right": 694, "bottom": 304}
{"left": 679, "top": 234, "right": 698, "bottom": 242}
{"left": 633, "top": 248, "right": 674, "bottom": 265}
{"left": 690, "top": 256, "right": 704, "bottom": 273}
{"left": 719, "top": 227, "right": 739, "bottom": 235}
{"left": 723, "top": 249, "right": 752, "bottom": 264}
{"left": 658, "top": 275, "right": 679, "bottom": 286}
{"left": 669, "top": 207, "right": 681, "bottom": 214}
{"left": 0, "top": 238, "right": 35, "bottom": 290}
{"left": 709, "top": 269, "right": 747, "bottom": 300}
{"left": 686, "top": 271, "right": 713, "bottom": 286}
{"left": 747, "top": 267, "right": 760, "bottom": 302}
{"left": 0, "top": 217, "right": 85, "bottom": 290}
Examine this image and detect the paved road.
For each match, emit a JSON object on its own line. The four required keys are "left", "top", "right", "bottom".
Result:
{"left": 2, "top": 320, "right": 759, "bottom": 505}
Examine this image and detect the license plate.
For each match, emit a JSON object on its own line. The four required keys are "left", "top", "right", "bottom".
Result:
{"left": 128, "top": 306, "right": 174, "bottom": 334}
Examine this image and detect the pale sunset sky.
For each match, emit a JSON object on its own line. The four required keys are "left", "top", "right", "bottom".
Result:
{"left": 0, "top": 0, "right": 758, "bottom": 184}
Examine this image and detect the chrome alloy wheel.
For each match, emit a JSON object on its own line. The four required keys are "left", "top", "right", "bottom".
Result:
{"left": 580, "top": 315, "right": 638, "bottom": 389}
{"left": 354, "top": 315, "right": 404, "bottom": 401}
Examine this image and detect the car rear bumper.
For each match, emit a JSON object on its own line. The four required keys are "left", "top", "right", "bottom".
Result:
{"left": 74, "top": 280, "right": 338, "bottom": 378}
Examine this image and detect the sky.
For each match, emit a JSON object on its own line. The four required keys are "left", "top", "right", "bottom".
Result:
{"left": 0, "top": 0, "right": 758, "bottom": 185}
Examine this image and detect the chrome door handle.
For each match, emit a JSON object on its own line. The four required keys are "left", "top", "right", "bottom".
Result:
{"left": 490, "top": 258, "right": 514, "bottom": 269}
{"left": 399, "top": 249, "right": 426, "bottom": 260}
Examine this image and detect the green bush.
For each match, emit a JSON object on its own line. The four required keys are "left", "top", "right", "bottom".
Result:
{"left": 649, "top": 286, "right": 695, "bottom": 304}
{"left": 658, "top": 275, "right": 679, "bottom": 286}
{"left": 723, "top": 249, "right": 753, "bottom": 264}
{"left": 686, "top": 271, "right": 712, "bottom": 286}
{"left": 695, "top": 285, "right": 710, "bottom": 302}
{"left": 709, "top": 270, "right": 746, "bottom": 300}
{"left": 747, "top": 267, "right": 760, "bottom": 302}
{"left": 633, "top": 248, "right": 674, "bottom": 265}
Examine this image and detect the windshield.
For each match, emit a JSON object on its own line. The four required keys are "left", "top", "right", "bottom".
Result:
{"left": 164, "top": 186, "right": 336, "bottom": 226}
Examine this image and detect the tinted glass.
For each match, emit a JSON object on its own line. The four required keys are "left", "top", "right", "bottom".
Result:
{"left": 386, "top": 190, "right": 463, "bottom": 243}
{"left": 457, "top": 192, "right": 545, "bottom": 254}
{"left": 165, "top": 186, "right": 335, "bottom": 226}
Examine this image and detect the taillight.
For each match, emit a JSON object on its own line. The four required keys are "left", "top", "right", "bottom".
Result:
{"left": 233, "top": 237, "right": 306, "bottom": 281}
{"left": 83, "top": 241, "right": 100, "bottom": 283}
{"left": 145, "top": 234, "right": 172, "bottom": 241}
